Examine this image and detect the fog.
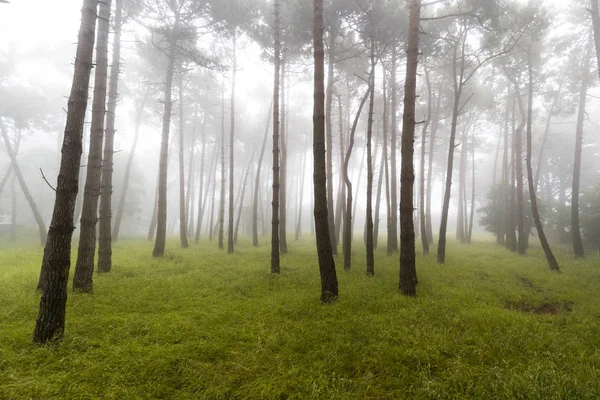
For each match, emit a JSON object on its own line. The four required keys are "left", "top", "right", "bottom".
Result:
{"left": 1, "top": 0, "right": 599, "bottom": 256}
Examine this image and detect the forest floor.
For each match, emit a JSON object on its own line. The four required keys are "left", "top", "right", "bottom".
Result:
{"left": 0, "top": 237, "right": 599, "bottom": 399}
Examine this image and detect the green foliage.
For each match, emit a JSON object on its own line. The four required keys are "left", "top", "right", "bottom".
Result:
{"left": 0, "top": 239, "right": 599, "bottom": 398}
{"left": 479, "top": 184, "right": 536, "bottom": 238}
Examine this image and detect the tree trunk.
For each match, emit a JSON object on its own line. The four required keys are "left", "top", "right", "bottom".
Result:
{"left": 10, "top": 175, "right": 16, "bottom": 241}
{"left": 193, "top": 113, "right": 206, "bottom": 243}
{"left": 437, "top": 29, "right": 465, "bottom": 265}
{"left": 296, "top": 133, "right": 308, "bottom": 240}
{"left": 399, "top": 0, "right": 420, "bottom": 296}
{"left": 352, "top": 144, "right": 366, "bottom": 234}
{"left": 389, "top": 43, "right": 399, "bottom": 253}
{"left": 325, "top": 26, "right": 338, "bottom": 256}
{"left": 456, "top": 127, "right": 467, "bottom": 243}
{"left": 218, "top": 80, "right": 226, "bottom": 250}
{"left": 419, "top": 61, "right": 431, "bottom": 255}
{"left": 148, "top": 176, "right": 159, "bottom": 241}
{"left": 234, "top": 152, "right": 253, "bottom": 244}
{"left": 572, "top": 42, "right": 591, "bottom": 258}
{"left": 0, "top": 126, "right": 47, "bottom": 246}
{"left": 97, "top": 0, "right": 122, "bottom": 273}
{"left": 314, "top": 0, "right": 338, "bottom": 302}
{"left": 333, "top": 95, "right": 345, "bottom": 247}
{"left": 34, "top": 0, "right": 97, "bottom": 343}
{"left": 365, "top": 40, "right": 376, "bottom": 277}
{"left": 426, "top": 93, "right": 439, "bottom": 244}
{"left": 467, "top": 131, "right": 475, "bottom": 243}
{"left": 534, "top": 83, "right": 561, "bottom": 191}
{"left": 152, "top": 16, "right": 179, "bottom": 258}
{"left": 506, "top": 92, "right": 518, "bottom": 252}
{"left": 73, "top": 0, "right": 112, "bottom": 292}
{"left": 252, "top": 104, "right": 271, "bottom": 246}
{"left": 279, "top": 56, "right": 288, "bottom": 253}
{"left": 343, "top": 85, "right": 370, "bottom": 271}
{"left": 271, "top": 0, "right": 281, "bottom": 274}
{"left": 227, "top": 31, "right": 237, "bottom": 254}
{"left": 592, "top": 0, "right": 600, "bottom": 82}
{"left": 373, "top": 132, "right": 385, "bottom": 250}
{"left": 113, "top": 88, "right": 149, "bottom": 242}
{"left": 177, "top": 75, "right": 189, "bottom": 248}
{"left": 514, "top": 88, "right": 527, "bottom": 255}
{"left": 525, "top": 58, "right": 560, "bottom": 271}
{"left": 208, "top": 143, "right": 219, "bottom": 241}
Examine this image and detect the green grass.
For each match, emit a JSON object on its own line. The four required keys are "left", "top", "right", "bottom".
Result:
{"left": 1, "top": 236, "right": 599, "bottom": 399}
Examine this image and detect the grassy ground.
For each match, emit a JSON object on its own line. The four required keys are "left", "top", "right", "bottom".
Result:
{"left": 0, "top": 236, "right": 599, "bottom": 399}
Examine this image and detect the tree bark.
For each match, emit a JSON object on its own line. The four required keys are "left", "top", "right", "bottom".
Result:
{"left": 227, "top": 31, "right": 237, "bottom": 254}
{"left": 271, "top": 0, "right": 281, "bottom": 274}
{"left": 399, "top": 0, "right": 420, "bottom": 296}
{"left": 296, "top": 135, "right": 307, "bottom": 240}
{"left": 98, "top": 0, "right": 122, "bottom": 273}
{"left": 314, "top": 0, "right": 338, "bottom": 302}
{"left": 592, "top": 0, "right": 600, "bottom": 82}
{"left": 514, "top": 87, "right": 527, "bottom": 255}
{"left": 325, "top": 25, "right": 338, "bottom": 255}
{"left": 33, "top": 0, "right": 97, "bottom": 343}
{"left": 572, "top": 42, "right": 591, "bottom": 258}
{"left": 234, "top": 153, "right": 253, "bottom": 243}
{"left": 419, "top": 61, "right": 431, "bottom": 255}
{"left": 365, "top": 40, "right": 376, "bottom": 277}
{"left": 525, "top": 58, "right": 560, "bottom": 271}
{"left": 333, "top": 95, "right": 345, "bottom": 247}
{"left": 343, "top": 86, "right": 369, "bottom": 271}
{"left": 218, "top": 80, "right": 226, "bottom": 250}
{"left": 279, "top": 56, "right": 288, "bottom": 253}
{"left": 73, "top": 0, "right": 112, "bottom": 291}
{"left": 252, "top": 104, "right": 271, "bottom": 246}
{"left": 178, "top": 75, "right": 189, "bottom": 248}
{"left": 152, "top": 15, "right": 179, "bottom": 258}
{"left": 388, "top": 43, "right": 399, "bottom": 253}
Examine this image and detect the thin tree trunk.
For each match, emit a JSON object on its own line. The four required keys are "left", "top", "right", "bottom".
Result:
{"left": 467, "top": 131, "right": 475, "bottom": 243}
{"left": 437, "top": 28, "right": 465, "bottom": 264}
{"left": 343, "top": 86, "right": 370, "bottom": 271}
{"left": 73, "top": 0, "right": 112, "bottom": 292}
{"left": 399, "top": 0, "right": 420, "bottom": 296}
{"left": 456, "top": 127, "right": 467, "bottom": 243}
{"left": 10, "top": 175, "right": 16, "bottom": 241}
{"left": 365, "top": 40, "right": 376, "bottom": 277}
{"left": 534, "top": 83, "right": 561, "bottom": 191}
{"left": 352, "top": 144, "right": 366, "bottom": 234}
{"left": 592, "top": 0, "right": 600, "bottom": 82}
{"left": 97, "top": 0, "right": 122, "bottom": 273}
{"left": 572, "top": 42, "right": 591, "bottom": 258}
{"left": 314, "top": 0, "right": 338, "bottom": 302}
{"left": 113, "top": 88, "right": 149, "bottom": 241}
{"left": 325, "top": 25, "right": 338, "bottom": 256}
{"left": 186, "top": 111, "right": 198, "bottom": 238}
{"left": 525, "top": 57, "right": 560, "bottom": 271}
{"left": 271, "top": 0, "right": 281, "bottom": 274}
{"left": 234, "top": 152, "right": 254, "bottom": 244}
{"left": 373, "top": 132, "right": 385, "bottom": 250}
{"left": 208, "top": 143, "right": 219, "bottom": 241}
{"left": 194, "top": 114, "right": 208, "bottom": 243}
{"left": 514, "top": 87, "right": 527, "bottom": 255}
{"left": 152, "top": 16, "right": 179, "bottom": 258}
{"left": 0, "top": 126, "right": 47, "bottom": 246}
{"left": 148, "top": 176, "right": 159, "bottom": 241}
{"left": 389, "top": 43, "right": 399, "bottom": 253}
{"left": 420, "top": 62, "right": 431, "bottom": 255}
{"left": 177, "top": 75, "right": 189, "bottom": 248}
{"left": 0, "top": 164, "right": 13, "bottom": 198}
{"left": 34, "top": 0, "right": 97, "bottom": 343}
{"left": 218, "top": 80, "right": 226, "bottom": 250}
{"left": 228, "top": 31, "right": 237, "bottom": 254}
{"left": 252, "top": 104, "right": 271, "bottom": 246}
{"left": 426, "top": 93, "right": 439, "bottom": 244}
{"left": 507, "top": 92, "right": 518, "bottom": 252}
{"left": 279, "top": 56, "right": 288, "bottom": 253}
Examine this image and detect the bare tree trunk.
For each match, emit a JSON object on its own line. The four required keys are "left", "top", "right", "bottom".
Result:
{"left": 506, "top": 92, "right": 518, "bottom": 252}
{"left": 252, "top": 104, "right": 271, "bottom": 247}
{"left": 34, "top": 0, "right": 97, "bottom": 343}
{"left": 399, "top": 0, "right": 420, "bottom": 296}
{"left": 177, "top": 75, "right": 189, "bottom": 249}
{"left": 467, "top": 131, "right": 475, "bottom": 244}
{"left": 314, "top": 0, "right": 338, "bottom": 302}
{"left": 426, "top": 94, "right": 439, "bottom": 244}
{"left": 534, "top": 83, "right": 561, "bottom": 191}
{"left": 373, "top": 132, "right": 385, "bottom": 250}
{"left": 113, "top": 88, "right": 149, "bottom": 242}
{"left": 592, "top": 0, "right": 600, "bottom": 82}
{"left": 456, "top": 128, "right": 467, "bottom": 243}
{"left": 73, "top": 0, "right": 112, "bottom": 291}
{"left": 148, "top": 176, "right": 159, "bottom": 241}
{"left": 195, "top": 132, "right": 215, "bottom": 243}
{"left": 208, "top": 143, "right": 219, "bottom": 241}
{"left": 227, "top": 31, "right": 237, "bottom": 254}
{"left": 525, "top": 58, "right": 560, "bottom": 271}
{"left": 0, "top": 126, "right": 47, "bottom": 245}
{"left": 514, "top": 88, "right": 527, "bottom": 255}
{"left": 218, "top": 80, "right": 226, "bottom": 250}
{"left": 296, "top": 133, "right": 308, "bottom": 240}
{"left": 389, "top": 43, "right": 399, "bottom": 253}
{"left": 152, "top": 16, "right": 179, "bottom": 258}
{"left": 186, "top": 111, "right": 198, "bottom": 238}
{"left": 352, "top": 144, "right": 366, "bottom": 234}
{"left": 325, "top": 26, "right": 338, "bottom": 256}
{"left": 365, "top": 40, "right": 376, "bottom": 277}
{"left": 437, "top": 29, "right": 465, "bottom": 264}
{"left": 10, "top": 175, "right": 16, "bottom": 241}
{"left": 419, "top": 62, "right": 431, "bottom": 255}
{"left": 343, "top": 86, "right": 370, "bottom": 271}
{"left": 334, "top": 96, "right": 345, "bottom": 247}
{"left": 279, "top": 57, "right": 288, "bottom": 254}
{"left": 98, "top": 0, "right": 122, "bottom": 273}
{"left": 572, "top": 42, "right": 591, "bottom": 258}
{"left": 271, "top": 0, "right": 281, "bottom": 274}
{"left": 234, "top": 152, "right": 254, "bottom": 244}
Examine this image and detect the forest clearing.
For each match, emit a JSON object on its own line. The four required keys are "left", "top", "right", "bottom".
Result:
{"left": 1, "top": 238, "right": 599, "bottom": 399}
